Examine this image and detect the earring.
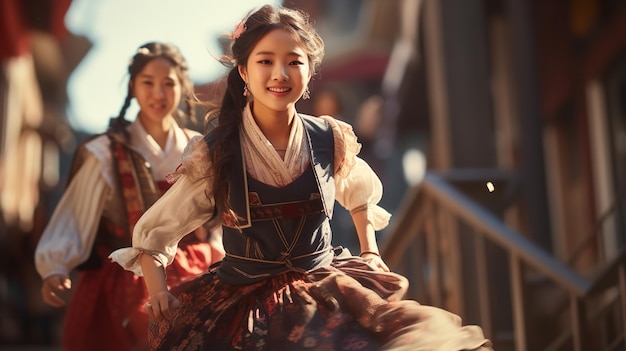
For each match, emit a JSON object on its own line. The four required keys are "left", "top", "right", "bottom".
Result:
{"left": 302, "top": 86, "right": 310, "bottom": 100}
{"left": 243, "top": 83, "right": 251, "bottom": 97}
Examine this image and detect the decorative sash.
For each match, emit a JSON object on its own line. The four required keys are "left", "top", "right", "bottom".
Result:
{"left": 109, "top": 127, "right": 193, "bottom": 236}
{"left": 110, "top": 141, "right": 153, "bottom": 236}
{"left": 248, "top": 194, "right": 324, "bottom": 221}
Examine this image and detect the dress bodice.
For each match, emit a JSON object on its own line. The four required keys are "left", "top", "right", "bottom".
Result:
{"left": 218, "top": 165, "right": 334, "bottom": 284}
{"left": 216, "top": 115, "right": 337, "bottom": 285}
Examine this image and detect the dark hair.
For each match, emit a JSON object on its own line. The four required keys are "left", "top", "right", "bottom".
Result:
{"left": 108, "top": 42, "right": 196, "bottom": 138}
{"left": 207, "top": 5, "right": 325, "bottom": 224}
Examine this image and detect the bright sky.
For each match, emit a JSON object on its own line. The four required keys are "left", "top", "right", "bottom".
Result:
{"left": 65, "top": 0, "right": 281, "bottom": 133}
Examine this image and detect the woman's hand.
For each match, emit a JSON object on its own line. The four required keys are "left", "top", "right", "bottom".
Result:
{"left": 139, "top": 252, "right": 177, "bottom": 320}
{"left": 360, "top": 253, "right": 390, "bottom": 272}
{"left": 145, "top": 290, "right": 180, "bottom": 321}
{"left": 41, "top": 274, "right": 72, "bottom": 307}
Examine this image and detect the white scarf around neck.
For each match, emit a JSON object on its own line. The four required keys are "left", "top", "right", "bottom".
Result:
{"left": 240, "top": 104, "right": 309, "bottom": 187}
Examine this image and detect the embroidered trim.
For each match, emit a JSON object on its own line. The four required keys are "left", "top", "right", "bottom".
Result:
{"left": 111, "top": 142, "right": 145, "bottom": 236}
{"left": 359, "top": 250, "right": 381, "bottom": 258}
{"left": 225, "top": 247, "right": 331, "bottom": 274}
{"left": 249, "top": 198, "right": 324, "bottom": 221}
{"left": 350, "top": 203, "right": 370, "bottom": 215}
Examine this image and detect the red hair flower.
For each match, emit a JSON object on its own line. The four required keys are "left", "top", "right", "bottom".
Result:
{"left": 232, "top": 20, "right": 246, "bottom": 40}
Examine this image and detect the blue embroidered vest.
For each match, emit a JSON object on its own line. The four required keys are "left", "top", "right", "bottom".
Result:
{"left": 216, "top": 115, "right": 337, "bottom": 285}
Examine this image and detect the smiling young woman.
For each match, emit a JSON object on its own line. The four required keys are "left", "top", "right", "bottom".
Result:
{"left": 110, "top": 6, "right": 492, "bottom": 351}
{"left": 131, "top": 57, "right": 182, "bottom": 148}
{"left": 35, "top": 42, "right": 224, "bottom": 351}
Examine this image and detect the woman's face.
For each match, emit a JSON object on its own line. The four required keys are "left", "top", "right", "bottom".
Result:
{"left": 132, "top": 57, "right": 182, "bottom": 125}
{"left": 239, "top": 28, "right": 311, "bottom": 119}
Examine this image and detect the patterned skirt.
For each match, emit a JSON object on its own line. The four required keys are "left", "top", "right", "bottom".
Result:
{"left": 149, "top": 257, "right": 492, "bottom": 351}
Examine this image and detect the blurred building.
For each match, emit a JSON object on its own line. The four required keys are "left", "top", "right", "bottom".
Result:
{"left": 0, "top": 0, "right": 92, "bottom": 346}
{"left": 302, "top": 0, "right": 626, "bottom": 350}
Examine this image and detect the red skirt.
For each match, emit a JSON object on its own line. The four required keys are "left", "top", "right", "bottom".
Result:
{"left": 149, "top": 258, "right": 492, "bottom": 351}
{"left": 62, "top": 241, "right": 220, "bottom": 351}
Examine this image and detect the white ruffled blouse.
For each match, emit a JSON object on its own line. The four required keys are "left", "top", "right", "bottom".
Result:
{"left": 110, "top": 106, "right": 391, "bottom": 276}
{"left": 35, "top": 118, "right": 197, "bottom": 279}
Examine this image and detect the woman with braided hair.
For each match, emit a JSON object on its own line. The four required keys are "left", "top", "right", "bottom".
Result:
{"left": 35, "top": 42, "right": 224, "bottom": 351}
{"left": 111, "top": 5, "right": 492, "bottom": 351}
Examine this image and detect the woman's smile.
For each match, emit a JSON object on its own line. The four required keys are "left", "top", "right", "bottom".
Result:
{"left": 267, "top": 86, "right": 291, "bottom": 96}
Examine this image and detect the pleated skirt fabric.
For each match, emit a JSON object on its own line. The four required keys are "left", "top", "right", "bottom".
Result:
{"left": 149, "top": 257, "right": 492, "bottom": 351}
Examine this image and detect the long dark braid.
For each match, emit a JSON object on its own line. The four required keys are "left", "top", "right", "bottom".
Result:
{"left": 206, "top": 5, "right": 324, "bottom": 225}
{"left": 108, "top": 42, "right": 197, "bottom": 140}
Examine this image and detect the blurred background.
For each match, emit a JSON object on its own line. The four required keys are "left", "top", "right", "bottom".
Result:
{"left": 2, "top": 0, "right": 626, "bottom": 350}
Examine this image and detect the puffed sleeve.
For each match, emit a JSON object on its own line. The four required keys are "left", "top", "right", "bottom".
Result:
{"left": 318, "top": 116, "right": 360, "bottom": 178}
{"left": 109, "top": 136, "right": 216, "bottom": 275}
{"left": 335, "top": 157, "right": 391, "bottom": 230}
{"left": 35, "top": 151, "right": 110, "bottom": 279}
{"left": 319, "top": 115, "right": 392, "bottom": 231}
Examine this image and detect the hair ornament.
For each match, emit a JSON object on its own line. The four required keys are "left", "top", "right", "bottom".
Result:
{"left": 137, "top": 47, "right": 150, "bottom": 55}
{"left": 231, "top": 20, "right": 247, "bottom": 40}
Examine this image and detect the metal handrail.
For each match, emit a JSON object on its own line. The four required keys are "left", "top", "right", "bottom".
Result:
{"left": 379, "top": 171, "right": 622, "bottom": 350}
{"left": 566, "top": 186, "right": 626, "bottom": 266}
{"left": 381, "top": 172, "right": 591, "bottom": 296}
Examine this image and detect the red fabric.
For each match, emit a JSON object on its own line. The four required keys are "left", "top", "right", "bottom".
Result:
{"left": 166, "top": 242, "right": 215, "bottom": 287}
{"left": 50, "top": 0, "right": 73, "bottom": 39}
{"left": 0, "top": 0, "right": 30, "bottom": 58}
{"left": 61, "top": 141, "right": 219, "bottom": 350}
{"left": 0, "top": 0, "right": 73, "bottom": 59}
{"left": 63, "top": 243, "right": 217, "bottom": 351}
{"left": 112, "top": 143, "right": 143, "bottom": 234}
{"left": 63, "top": 248, "right": 151, "bottom": 351}
{"left": 156, "top": 180, "right": 171, "bottom": 193}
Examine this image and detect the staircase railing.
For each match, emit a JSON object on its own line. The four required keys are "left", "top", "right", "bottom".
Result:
{"left": 380, "top": 171, "right": 626, "bottom": 350}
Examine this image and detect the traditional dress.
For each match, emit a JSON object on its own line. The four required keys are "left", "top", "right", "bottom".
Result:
{"left": 35, "top": 118, "right": 223, "bottom": 351}
{"left": 111, "top": 105, "right": 491, "bottom": 350}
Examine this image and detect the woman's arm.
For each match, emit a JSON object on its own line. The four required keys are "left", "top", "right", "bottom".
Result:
{"left": 140, "top": 253, "right": 179, "bottom": 320}
{"left": 123, "top": 174, "right": 215, "bottom": 320}
{"left": 335, "top": 157, "right": 392, "bottom": 271}
{"left": 351, "top": 208, "right": 390, "bottom": 271}
{"left": 322, "top": 115, "right": 391, "bottom": 271}
{"left": 111, "top": 134, "right": 217, "bottom": 275}
{"left": 36, "top": 152, "right": 110, "bottom": 306}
